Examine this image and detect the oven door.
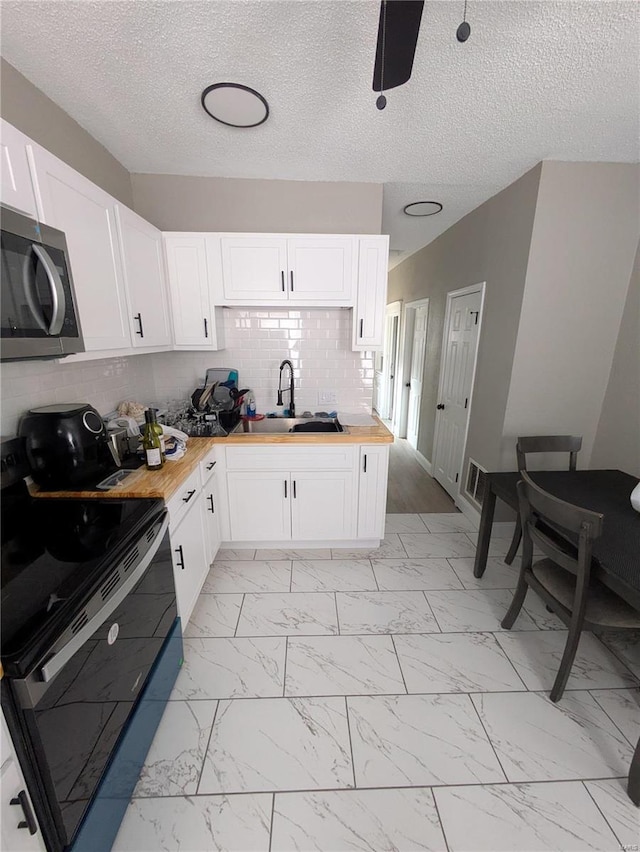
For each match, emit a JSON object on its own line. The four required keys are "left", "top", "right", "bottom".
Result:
{"left": 1, "top": 207, "right": 84, "bottom": 361}
{"left": 5, "top": 512, "right": 177, "bottom": 851}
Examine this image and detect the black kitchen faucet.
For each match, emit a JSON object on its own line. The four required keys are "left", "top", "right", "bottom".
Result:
{"left": 277, "top": 359, "right": 295, "bottom": 418}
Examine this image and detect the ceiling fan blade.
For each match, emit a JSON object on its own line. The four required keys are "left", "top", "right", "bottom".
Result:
{"left": 372, "top": 0, "right": 425, "bottom": 92}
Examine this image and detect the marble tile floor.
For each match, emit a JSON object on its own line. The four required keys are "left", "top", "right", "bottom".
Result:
{"left": 113, "top": 513, "right": 640, "bottom": 851}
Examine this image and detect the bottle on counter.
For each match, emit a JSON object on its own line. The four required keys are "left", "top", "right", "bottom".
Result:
{"left": 143, "top": 409, "right": 164, "bottom": 470}
{"left": 147, "top": 407, "right": 166, "bottom": 460}
{"left": 245, "top": 392, "right": 257, "bottom": 418}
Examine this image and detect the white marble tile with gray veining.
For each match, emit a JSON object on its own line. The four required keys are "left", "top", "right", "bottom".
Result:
{"left": 597, "top": 630, "right": 640, "bottom": 679}
{"left": 584, "top": 778, "right": 640, "bottom": 849}
{"left": 426, "top": 588, "right": 538, "bottom": 632}
{"left": 235, "top": 592, "right": 338, "bottom": 636}
{"left": 271, "top": 787, "right": 447, "bottom": 852}
{"left": 495, "top": 631, "right": 638, "bottom": 692}
{"left": 336, "top": 590, "right": 439, "bottom": 634}
{"left": 520, "top": 591, "right": 566, "bottom": 630}
{"left": 133, "top": 700, "right": 217, "bottom": 797}
{"left": 385, "top": 513, "right": 428, "bottom": 534}
{"left": 419, "top": 512, "right": 478, "bottom": 534}
{"left": 333, "top": 534, "right": 408, "bottom": 560}
{"left": 472, "top": 691, "right": 634, "bottom": 782}
{"left": 448, "top": 557, "right": 520, "bottom": 589}
{"left": 371, "top": 557, "right": 463, "bottom": 591}
{"left": 203, "top": 560, "right": 292, "bottom": 593}
{"left": 171, "top": 637, "right": 285, "bottom": 699}
{"left": 285, "top": 635, "right": 405, "bottom": 696}
{"left": 255, "top": 547, "right": 332, "bottom": 560}
{"left": 348, "top": 694, "right": 505, "bottom": 787}
{"left": 215, "top": 548, "right": 256, "bottom": 561}
{"left": 184, "top": 593, "right": 243, "bottom": 638}
{"left": 291, "top": 559, "right": 377, "bottom": 592}
{"left": 199, "top": 697, "right": 354, "bottom": 794}
{"left": 112, "top": 794, "right": 272, "bottom": 852}
{"left": 394, "top": 632, "right": 526, "bottom": 693}
{"left": 590, "top": 687, "right": 640, "bottom": 743}
{"left": 434, "top": 781, "right": 621, "bottom": 852}
{"left": 465, "top": 532, "right": 513, "bottom": 556}
{"left": 400, "top": 532, "right": 477, "bottom": 559}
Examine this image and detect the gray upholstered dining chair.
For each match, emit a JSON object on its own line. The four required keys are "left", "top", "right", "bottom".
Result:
{"left": 504, "top": 435, "right": 583, "bottom": 565}
{"left": 501, "top": 471, "right": 640, "bottom": 702}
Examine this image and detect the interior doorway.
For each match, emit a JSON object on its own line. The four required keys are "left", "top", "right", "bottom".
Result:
{"left": 376, "top": 302, "right": 401, "bottom": 422}
{"left": 394, "top": 298, "right": 430, "bottom": 449}
{"left": 432, "top": 282, "right": 485, "bottom": 502}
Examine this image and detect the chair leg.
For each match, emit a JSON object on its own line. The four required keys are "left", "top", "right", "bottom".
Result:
{"left": 501, "top": 575, "right": 528, "bottom": 629}
{"left": 627, "top": 736, "right": 640, "bottom": 806}
{"left": 549, "top": 621, "right": 584, "bottom": 702}
{"left": 504, "top": 520, "right": 522, "bottom": 565}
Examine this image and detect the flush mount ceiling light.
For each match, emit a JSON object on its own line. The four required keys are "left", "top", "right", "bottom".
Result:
{"left": 403, "top": 201, "right": 443, "bottom": 217}
{"left": 201, "top": 83, "right": 269, "bottom": 128}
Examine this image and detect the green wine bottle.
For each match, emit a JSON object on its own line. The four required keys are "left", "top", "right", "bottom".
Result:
{"left": 148, "top": 408, "right": 166, "bottom": 461}
{"left": 143, "top": 409, "right": 163, "bottom": 470}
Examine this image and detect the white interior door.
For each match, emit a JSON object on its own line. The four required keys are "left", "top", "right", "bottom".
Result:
{"left": 406, "top": 304, "right": 429, "bottom": 449}
{"left": 380, "top": 307, "right": 400, "bottom": 420}
{"left": 433, "top": 287, "right": 484, "bottom": 499}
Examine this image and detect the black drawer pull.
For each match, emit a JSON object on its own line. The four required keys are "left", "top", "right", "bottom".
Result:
{"left": 206, "top": 461, "right": 216, "bottom": 471}
{"left": 10, "top": 791, "right": 38, "bottom": 835}
{"left": 204, "top": 317, "right": 209, "bottom": 338}
{"left": 208, "top": 494, "right": 215, "bottom": 513}
{"left": 134, "top": 313, "right": 144, "bottom": 338}
{"left": 174, "top": 544, "right": 185, "bottom": 570}
{"left": 182, "top": 489, "right": 196, "bottom": 503}
{"left": 363, "top": 453, "right": 367, "bottom": 473}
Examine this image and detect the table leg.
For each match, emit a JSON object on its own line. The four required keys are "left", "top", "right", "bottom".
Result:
{"left": 473, "top": 486, "right": 496, "bottom": 578}
{"left": 628, "top": 735, "right": 640, "bottom": 806}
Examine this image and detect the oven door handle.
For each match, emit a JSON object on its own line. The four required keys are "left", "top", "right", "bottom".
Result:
{"left": 39, "top": 513, "right": 170, "bottom": 684}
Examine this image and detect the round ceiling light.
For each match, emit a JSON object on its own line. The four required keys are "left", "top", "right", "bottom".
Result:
{"left": 403, "top": 201, "right": 443, "bottom": 217}
{"left": 201, "top": 83, "right": 269, "bottom": 128}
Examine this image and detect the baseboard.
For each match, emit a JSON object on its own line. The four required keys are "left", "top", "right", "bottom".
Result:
{"left": 220, "top": 539, "right": 381, "bottom": 550}
{"left": 414, "top": 451, "right": 432, "bottom": 476}
{"left": 454, "top": 491, "right": 481, "bottom": 528}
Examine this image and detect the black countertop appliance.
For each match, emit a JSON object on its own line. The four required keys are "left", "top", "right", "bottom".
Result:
{"left": 19, "top": 403, "right": 117, "bottom": 490}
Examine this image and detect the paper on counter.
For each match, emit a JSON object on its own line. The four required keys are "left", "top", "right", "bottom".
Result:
{"left": 337, "top": 412, "right": 377, "bottom": 426}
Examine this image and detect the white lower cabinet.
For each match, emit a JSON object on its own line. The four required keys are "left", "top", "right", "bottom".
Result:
{"left": 227, "top": 471, "right": 291, "bottom": 540}
{"left": 290, "top": 470, "right": 355, "bottom": 539}
{"left": 200, "top": 453, "right": 222, "bottom": 566}
{"left": 1, "top": 715, "right": 46, "bottom": 851}
{"left": 169, "top": 491, "right": 208, "bottom": 626}
{"left": 357, "top": 445, "right": 390, "bottom": 539}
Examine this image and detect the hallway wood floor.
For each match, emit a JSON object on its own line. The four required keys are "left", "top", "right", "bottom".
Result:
{"left": 386, "top": 437, "right": 458, "bottom": 514}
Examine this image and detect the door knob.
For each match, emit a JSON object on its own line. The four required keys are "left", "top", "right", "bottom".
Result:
{"left": 405, "top": 383, "right": 410, "bottom": 388}
{"left": 437, "top": 403, "right": 445, "bottom": 410}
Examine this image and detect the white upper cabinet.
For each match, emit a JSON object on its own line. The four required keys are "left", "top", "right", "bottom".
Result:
{"left": 30, "top": 145, "right": 133, "bottom": 352}
{"left": 115, "top": 205, "right": 171, "bottom": 348}
{"left": 0, "top": 119, "right": 37, "bottom": 217}
{"left": 220, "top": 235, "right": 356, "bottom": 305}
{"left": 353, "top": 236, "right": 389, "bottom": 350}
{"left": 164, "top": 234, "right": 224, "bottom": 349}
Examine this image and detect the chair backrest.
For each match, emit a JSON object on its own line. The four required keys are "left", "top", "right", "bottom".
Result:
{"left": 516, "top": 435, "right": 582, "bottom": 472}
{"left": 516, "top": 470, "right": 603, "bottom": 581}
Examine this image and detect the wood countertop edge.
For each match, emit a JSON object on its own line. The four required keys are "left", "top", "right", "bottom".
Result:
{"left": 28, "top": 421, "right": 393, "bottom": 501}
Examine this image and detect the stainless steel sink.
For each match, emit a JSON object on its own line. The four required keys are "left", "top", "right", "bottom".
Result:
{"left": 232, "top": 417, "right": 347, "bottom": 435}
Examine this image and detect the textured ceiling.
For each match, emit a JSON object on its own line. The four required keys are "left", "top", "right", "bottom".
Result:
{"left": 2, "top": 0, "right": 638, "bottom": 267}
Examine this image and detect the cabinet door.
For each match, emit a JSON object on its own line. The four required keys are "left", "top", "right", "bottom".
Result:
{"left": 164, "top": 235, "right": 212, "bottom": 347}
{"left": 291, "top": 470, "right": 356, "bottom": 540}
{"left": 287, "top": 237, "right": 355, "bottom": 303}
{"left": 31, "top": 147, "right": 132, "bottom": 351}
{"left": 116, "top": 205, "right": 171, "bottom": 348}
{"left": 0, "top": 119, "right": 37, "bottom": 217}
{"left": 0, "top": 754, "right": 46, "bottom": 851}
{"left": 201, "top": 473, "right": 222, "bottom": 567}
{"left": 353, "top": 236, "right": 389, "bottom": 350}
{"left": 221, "top": 236, "right": 288, "bottom": 302}
{"left": 227, "top": 471, "right": 290, "bottom": 540}
{"left": 170, "top": 495, "right": 209, "bottom": 625}
{"left": 357, "top": 445, "right": 389, "bottom": 539}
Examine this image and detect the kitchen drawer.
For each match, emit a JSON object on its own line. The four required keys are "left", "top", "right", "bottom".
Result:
{"left": 225, "top": 445, "right": 356, "bottom": 471}
{"left": 166, "top": 468, "right": 201, "bottom": 529}
{"left": 199, "top": 446, "right": 218, "bottom": 486}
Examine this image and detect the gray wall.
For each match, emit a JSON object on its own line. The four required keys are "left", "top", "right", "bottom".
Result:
{"left": 590, "top": 240, "right": 640, "bottom": 476}
{"left": 131, "top": 173, "right": 383, "bottom": 234}
{"left": 0, "top": 59, "right": 133, "bottom": 206}
{"left": 387, "top": 163, "right": 542, "bottom": 470}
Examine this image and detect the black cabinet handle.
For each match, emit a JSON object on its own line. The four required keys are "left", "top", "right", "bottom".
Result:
{"left": 284, "top": 480, "right": 287, "bottom": 498}
{"left": 204, "top": 317, "right": 209, "bottom": 338}
{"left": 290, "top": 270, "right": 294, "bottom": 292}
{"left": 182, "top": 489, "right": 196, "bottom": 503}
{"left": 281, "top": 270, "right": 285, "bottom": 292}
{"left": 293, "top": 480, "right": 297, "bottom": 498}
{"left": 134, "top": 313, "right": 144, "bottom": 338}
{"left": 206, "top": 461, "right": 216, "bottom": 471}
{"left": 437, "top": 403, "right": 445, "bottom": 410}
{"left": 10, "top": 791, "right": 38, "bottom": 835}
{"left": 359, "top": 318, "right": 364, "bottom": 338}
{"left": 363, "top": 454, "right": 367, "bottom": 473}
{"left": 208, "top": 494, "right": 215, "bottom": 513}
{"left": 174, "top": 545, "right": 185, "bottom": 570}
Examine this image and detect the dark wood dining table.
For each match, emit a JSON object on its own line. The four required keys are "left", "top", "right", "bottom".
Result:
{"left": 472, "top": 467, "right": 640, "bottom": 805}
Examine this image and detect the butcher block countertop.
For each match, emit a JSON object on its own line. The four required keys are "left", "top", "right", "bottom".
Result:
{"left": 29, "top": 419, "right": 393, "bottom": 502}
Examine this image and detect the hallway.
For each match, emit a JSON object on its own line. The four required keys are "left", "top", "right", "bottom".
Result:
{"left": 386, "top": 436, "right": 458, "bottom": 514}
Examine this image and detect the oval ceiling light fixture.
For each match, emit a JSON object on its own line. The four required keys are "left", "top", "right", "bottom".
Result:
{"left": 201, "top": 82, "right": 269, "bottom": 128}
{"left": 403, "top": 201, "right": 443, "bottom": 217}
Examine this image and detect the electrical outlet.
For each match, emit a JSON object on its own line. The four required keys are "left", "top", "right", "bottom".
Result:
{"left": 318, "top": 390, "right": 337, "bottom": 405}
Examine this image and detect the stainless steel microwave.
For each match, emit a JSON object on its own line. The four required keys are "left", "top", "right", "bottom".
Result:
{"left": 1, "top": 206, "right": 85, "bottom": 360}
